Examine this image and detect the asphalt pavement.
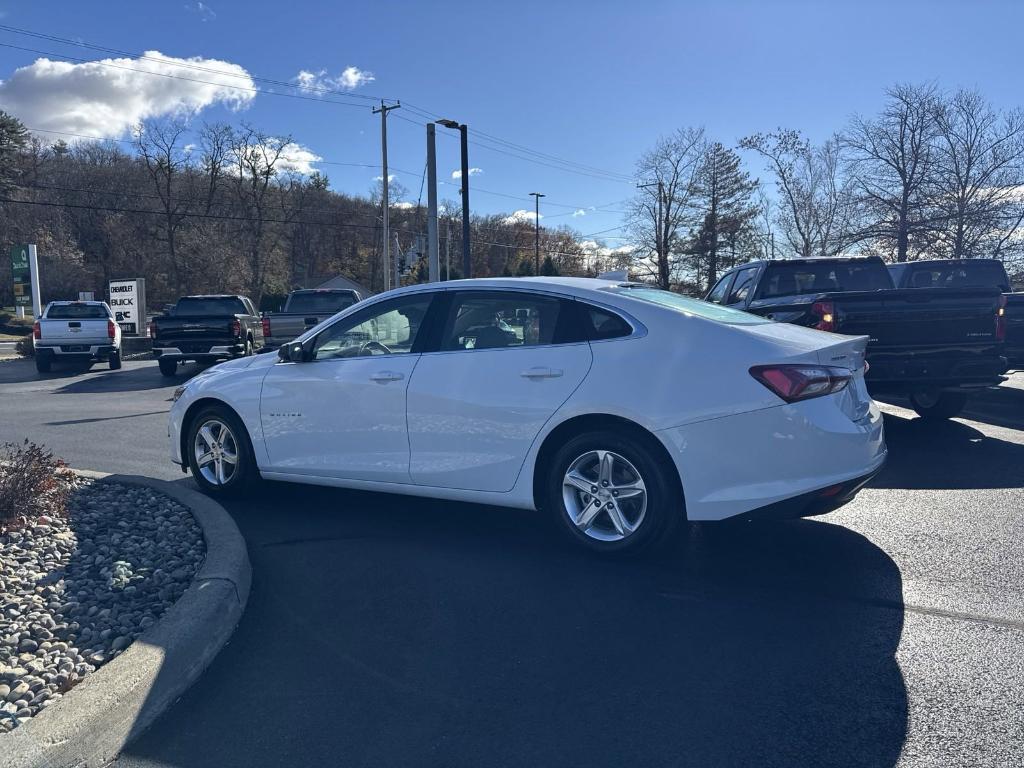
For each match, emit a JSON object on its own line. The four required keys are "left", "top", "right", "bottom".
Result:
{"left": 1, "top": 357, "right": 1022, "bottom": 767}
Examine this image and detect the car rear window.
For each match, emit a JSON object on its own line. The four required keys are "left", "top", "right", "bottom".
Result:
{"left": 904, "top": 262, "right": 1010, "bottom": 291}
{"left": 614, "top": 287, "right": 769, "bottom": 325}
{"left": 757, "top": 261, "right": 893, "bottom": 298}
{"left": 46, "top": 304, "right": 108, "bottom": 319}
{"left": 285, "top": 292, "right": 358, "bottom": 314}
{"left": 174, "top": 297, "right": 247, "bottom": 316}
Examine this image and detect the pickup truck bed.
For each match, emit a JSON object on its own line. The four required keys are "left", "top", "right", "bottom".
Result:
{"left": 262, "top": 288, "right": 361, "bottom": 349}
{"left": 33, "top": 301, "right": 122, "bottom": 374}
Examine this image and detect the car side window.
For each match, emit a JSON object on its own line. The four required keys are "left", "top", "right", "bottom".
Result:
{"left": 726, "top": 267, "right": 758, "bottom": 305}
{"left": 312, "top": 295, "right": 433, "bottom": 360}
{"left": 581, "top": 304, "right": 632, "bottom": 340}
{"left": 707, "top": 274, "right": 734, "bottom": 305}
{"left": 441, "top": 292, "right": 561, "bottom": 351}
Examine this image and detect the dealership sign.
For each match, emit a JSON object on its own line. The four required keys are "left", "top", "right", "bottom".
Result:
{"left": 10, "top": 244, "right": 41, "bottom": 315}
{"left": 108, "top": 278, "right": 147, "bottom": 335}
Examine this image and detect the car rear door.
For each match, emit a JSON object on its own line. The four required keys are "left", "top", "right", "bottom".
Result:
{"left": 406, "top": 289, "right": 592, "bottom": 492}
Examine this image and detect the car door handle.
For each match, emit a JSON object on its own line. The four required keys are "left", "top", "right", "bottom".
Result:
{"left": 520, "top": 367, "right": 563, "bottom": 379}
{"left": 370, "top": 371, "right": 405, "bottom": 382}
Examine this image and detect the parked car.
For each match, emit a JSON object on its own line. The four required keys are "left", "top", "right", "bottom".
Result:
{"left": 261, "top": 288, "right": 361, "bottom": 349}
{"left": 706, "top": 256, "right": 1009, "bottom": 419}
{"left": 33, "top": 301, "right": 121, "bottom": 374}
{"left": 167, "top": 277, "right": 886, "bottom": 556}
{"left": 888, "top": 258, "right": 1023, "bottom": 370}
{"left": 150, "top": 294, "right": 264, "bottom": 377}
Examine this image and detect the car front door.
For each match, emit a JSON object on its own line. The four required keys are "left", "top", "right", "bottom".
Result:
{"left": 406, "top": 290, "right": 592, "bottom": 492}
{"left": 259, "top": 292, "right": 435, "bottom": 482}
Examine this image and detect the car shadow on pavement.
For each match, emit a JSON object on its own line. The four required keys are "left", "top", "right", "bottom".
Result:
{"left": 873, "top": 412, "right": 1024, "bottom": 490}
{"left": 121, "top": 482, "right": 907, "bottom": 768}
{"left": 55, "top": 365, "right": 179, "bottom": 395}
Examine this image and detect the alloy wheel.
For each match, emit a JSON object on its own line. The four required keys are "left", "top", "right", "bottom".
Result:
{"left": 193, "top": 418, "right": 239, "bottom": 486}
{"left": 562, "top": 449, "right": 648, "bottom": 542}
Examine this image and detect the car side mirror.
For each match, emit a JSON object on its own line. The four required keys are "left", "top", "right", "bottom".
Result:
{"left": 278, "top": 342, "right": 305, "bottom": 363}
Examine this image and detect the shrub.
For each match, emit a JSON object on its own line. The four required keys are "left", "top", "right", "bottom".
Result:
{"left": 15, "top": 334, "right": 34, "bottom": 357}
{"left": 0, "top": 441, "right": 75, "bottom": 526}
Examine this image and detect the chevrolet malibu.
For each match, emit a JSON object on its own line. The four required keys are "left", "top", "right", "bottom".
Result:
{"left": 168, "top": 277, "right": 886, "bottom": 555}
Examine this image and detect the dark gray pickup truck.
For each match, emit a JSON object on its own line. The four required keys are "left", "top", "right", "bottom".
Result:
{"left": 888, "top": 258, "right": 1022, "bottom": 371}
{"left": 151, "top": 294, "right": 265, "bottom": 377}
{"left": 706, "top": 256, "right": 1009, "bottom": 419}
{"left": 261, "top": 288, "right": 361, "bottom": 349}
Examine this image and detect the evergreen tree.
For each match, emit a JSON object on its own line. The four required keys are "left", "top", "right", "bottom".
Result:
{"left": 516, "top": 258, "right": 534, "bottom": 276}
{"left": 539, "top": 255, "right": 560, "bottom": 276}
{"left": 0, "top": 111, "right": 29, "bottom": 195}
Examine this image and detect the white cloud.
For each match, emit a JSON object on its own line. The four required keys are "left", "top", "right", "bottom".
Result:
{"left": 293, "top": 66, "right": 375, "bottom": 95}
{"left": 185, "top": 1, "right": 217, "bottom": 21}
{"left": 0, "top": 51, "right": 255, "bottom": 139}
{"left": 372, "top": 173, "right": 396, "bottom": 183}
{"left": 503, "top": 209, "right": 543, "bottom": 225}
{"left": 572, "top": 209, "right": 586, "bottom": 217}
{"left": 275, "top": 142, "right": 322, "bottom": 176}
{"left": 451, "top": 167, "right": 483, "bottom": 180}
{"left": 393, "top": 201, "right": 415, "bottom": 210}
{"left": 579, "top": 240, "right": 635, "bottom": 258}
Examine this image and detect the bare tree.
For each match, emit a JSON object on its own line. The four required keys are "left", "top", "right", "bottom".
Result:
{"left": 844, "top": 83, "right": 941, "bottom": 262}
{"left": 740, "top": 130, "right": 854, "bottom": 259}
{"left": 930, "top": 89, "right": 1024, "bottom": 260}
{"left": 627, "top": 127, "right": 706, "bottom": 288}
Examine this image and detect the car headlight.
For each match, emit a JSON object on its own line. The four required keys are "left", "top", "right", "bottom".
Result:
{"left": 172, "top": 384, "right": 188, "bottom": 402}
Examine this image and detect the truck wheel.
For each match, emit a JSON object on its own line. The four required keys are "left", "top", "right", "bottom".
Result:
{"left": 158, "top": 358, "right": 178, "bottom": 377}
{"left": 910, "top": 390, "right": 968, "bottom": 420}
{"left": 109, "top": 351, "right": 122, "bottom": 370}
{"left": 35, "top": 357, "right": 52, "bottom": 374}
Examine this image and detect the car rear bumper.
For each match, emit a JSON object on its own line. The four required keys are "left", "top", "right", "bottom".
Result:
{"left": 154, "top": 343, "right": 245, "bottom": 360}
{"left": 655, "top": 394, "right": 887, "bottom": 522}
{"left": 35, "top": 344, "right": 117, "bottom": 362}
{"left": 866, "top": 350, "right": 1009, "bottom": 393}
{"left": 726, "top": 468, "right": 881, "bottom": 522}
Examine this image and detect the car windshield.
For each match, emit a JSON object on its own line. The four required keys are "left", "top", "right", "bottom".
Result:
{"left": 286, "top": 292, "right": 357, "bottom": 314}
{"left": 757, "top": 261, "right": 893, "bottom": 298}
{"left": 46, "top": 304, "right": 108, "bottom": 319}
{"left": 905, "top": 262, "right": 1010, "bottom": 291}
{"left": 174, "top": 297, "right": 247, "bottom": 316}
{"left": 613, "top": 286, "right": 769, "bottom": 325}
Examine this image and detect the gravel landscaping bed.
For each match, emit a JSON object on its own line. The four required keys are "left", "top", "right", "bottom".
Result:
{"left": 0, "top": 479, "right": 204, "bottom": 733}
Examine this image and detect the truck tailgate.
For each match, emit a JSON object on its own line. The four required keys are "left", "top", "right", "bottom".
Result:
{"left": 37, "top": 319, "right": 110, "bottom": 345}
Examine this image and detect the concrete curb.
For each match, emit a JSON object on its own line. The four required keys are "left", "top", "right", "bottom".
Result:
{"left": 0, "top": 472, "right": 251, "bottom": 768}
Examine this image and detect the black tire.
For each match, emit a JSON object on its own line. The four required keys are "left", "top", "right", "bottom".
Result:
{"left": 109, "top": 351, "right": 122, "bottom": 370}
{"left": 909, "top": 390, "right": 968, "bottom": 420}
{"left": 158, "top": 358, "right": 178, "bottom": 377}
{"left": 35, "top": 357, "right": 52, "bottom": 374}
{"left": 544, "top": 430, "right": 682, "bottom": 556}
{"left": 185, "top": 405, "right": 258, "bottom": 497}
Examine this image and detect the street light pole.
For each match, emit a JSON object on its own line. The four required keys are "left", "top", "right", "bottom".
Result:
{"left": 529, "top": 192, "right": 545, "bottom": 274}
{"left": 437, "top": 119, "right": 471, "bottom": 278}
{"left": 426, "top": 124, "right": 440, "bottom": 283}
{"left": 637, "top": 180, "right": 665, "bottom": 288}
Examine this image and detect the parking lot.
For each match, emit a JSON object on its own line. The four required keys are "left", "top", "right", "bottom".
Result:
{"left": 2, "top": 358, "right": 1023, "bottom": 767}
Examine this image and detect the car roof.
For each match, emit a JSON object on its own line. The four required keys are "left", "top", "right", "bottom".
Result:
{"left": 48, "top": 300, "right": 107, "bottom": 305}
{"left": 384, "top": 276, "right": 647, "bottom": 300}
{"left": 178, "top": 294, "right": 246, "bottom": 299}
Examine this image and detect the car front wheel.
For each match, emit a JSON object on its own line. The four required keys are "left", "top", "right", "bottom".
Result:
{"left": 186, "top": 406, "right": 257, "bottom": 496}
{"left": 545, "top": 430, "right": 681, "bottom": 556}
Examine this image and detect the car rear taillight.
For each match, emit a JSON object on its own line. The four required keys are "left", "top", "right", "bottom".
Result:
{"left": 32, "top": 320, "right": 41, "bottom": 339}
{"left": 811, "top": 301, "right": 836, "bottom": 332}
{"left": 995, "top": 295, "right": 1007, "bottom": 342}
{"left": 232, "top": 318, "right": 241, "bottom": 338}
{"left": 750, "top": 364, "right": 852, "bottom": 403}
{"left": 107, "top": 319, "right": 116, "bottom": 339}
{"left": 262, "top": 316, "right": 271, "bottom": 338}
{"left": 149, "top": 319, "right": 157, "bottom": 338}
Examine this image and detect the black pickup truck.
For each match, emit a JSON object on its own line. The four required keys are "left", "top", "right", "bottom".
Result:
{"left": 888, "top": 258, "right": 1022, "bottom": 371}
{"left": 706, "top": 256, "right": 1009, "bottom": 419}
{"left": 151, "top": 294, "right": 265, "bottom": 377}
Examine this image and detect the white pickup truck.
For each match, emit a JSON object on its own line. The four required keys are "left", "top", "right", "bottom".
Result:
{"left": 33, "top": 301, "right": 122, "bottom": 374}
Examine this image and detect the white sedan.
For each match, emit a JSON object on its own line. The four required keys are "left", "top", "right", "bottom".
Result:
{"left": 168, "top": 277, "right": 886, "bottom": 554}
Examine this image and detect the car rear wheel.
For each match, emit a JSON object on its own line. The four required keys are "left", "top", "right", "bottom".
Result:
{"left": 158, "top": 358, "right": 178, "bottom": 377}
{"left": 545, "top": 430, "right": 681, "bottom": 556}
{"left": 109, "top": 351, "right": 122, "bottom": 370}
{"left": 186, "top": 406, "right": 257, "bottom": 496}
{"left": 909, "top": 390, "right": 968, "bottom": 420}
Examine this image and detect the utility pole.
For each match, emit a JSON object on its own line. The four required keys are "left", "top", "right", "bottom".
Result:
{"left": 445, "top": 219, "right": 452, "bottom": 280}
{"left": 529, "top": 192, "right": 545, "bottom": 274}
{"left": 373, "top": 100, "right": 401, "bottom": 291}
{"left": 426, "top": 124, "right": 440, "bottom": 282}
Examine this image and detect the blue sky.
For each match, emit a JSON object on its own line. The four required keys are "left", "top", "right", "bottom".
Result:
{"left": 1, "top": 0, "right": 1023, "bottom": 245}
